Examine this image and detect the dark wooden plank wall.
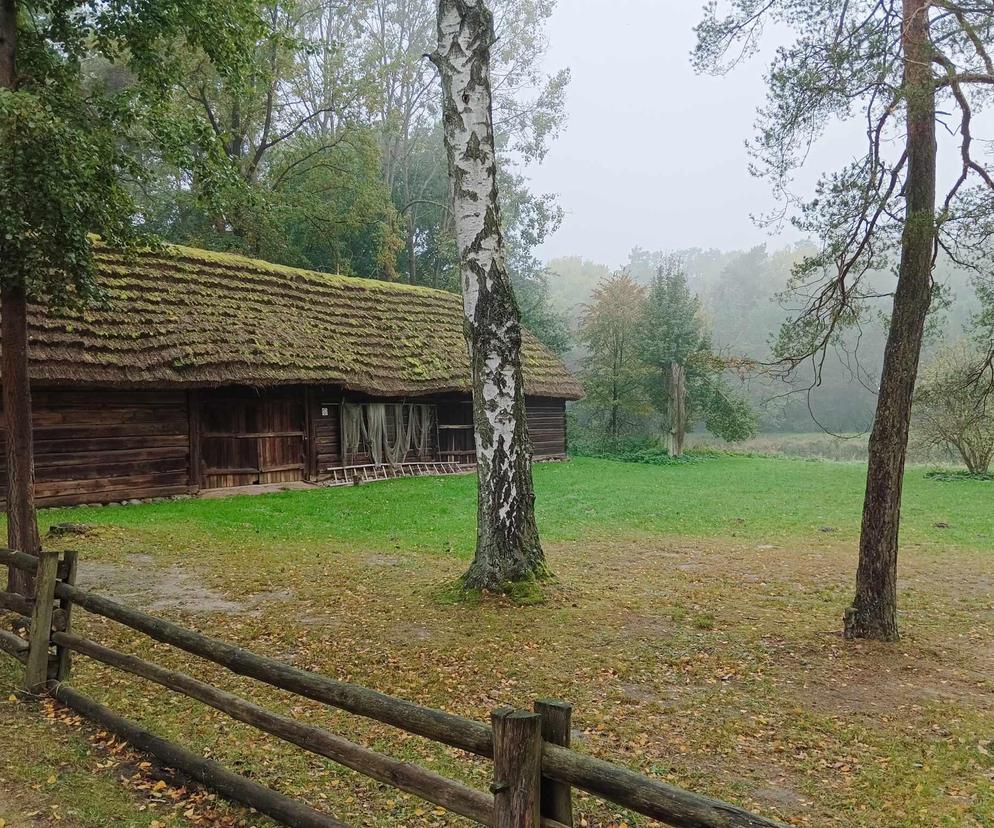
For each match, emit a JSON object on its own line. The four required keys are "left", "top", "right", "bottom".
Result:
{"left": 311, "top": 399, "right": 342, "bottom": 474}
{"left": 0, "top": 388, "right": 569, "bottom": 507}
{"left": 0, "top": 389, "right": 191, "bottom": 507}
{"left": 436, "top": 396, "right": 567, "bottom": 462}
{"left": 200, "top": 389, "right": 306, "bottom": 489}
{"left": 435, "top": 400, "right": 475, "bottom": 464}
{"left": 525, "top": 397, "right": 568, "bottom": 459}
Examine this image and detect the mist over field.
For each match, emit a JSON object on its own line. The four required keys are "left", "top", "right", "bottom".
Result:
{"left": 520, "top": 2, "right": 993, "bottom": 461}
{"left": 547, "top": 245, "right": 982, "bottom": 448}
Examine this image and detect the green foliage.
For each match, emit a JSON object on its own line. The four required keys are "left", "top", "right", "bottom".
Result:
{"left": 925, "top": 469, "right": 994, "bottom": 483}
{"left": 699, "top": 380, "right": 759, "bottom": 443}
{"left": 576, "top": 272, "right": 651, "bottom": 438}
{"left": 373, "top": 0, "right": 570, "bottom": 341}
{"left": 641, "top": 263, "right": 757, "bottom": 444}
{"left": 122, "top": 0, "right": 569, "bottom": 352}
{"left": 265, "top": 131, "right": 403, "bottom": 277}
{"left": 639, "top": 261, "right": 708, "bottom": 381}
{"left": 914, "top": 341, "right": 994, "bottom": 474}
{"left": 1, "top": 0, "right": 260, "bottom": 307}
{"left": 573, "top": 263, "right": 757, "bottom": 448}
{"left": 0, "top": 87, "right": 139, "bottom": 305}
{"left": 131, "top": 0, "right": 405, "bottom": 280}
{"left": 694, "top": 2, "right": 994, "bottom": 376}
{"left": 569, "top": 436, "right": 713, "bottom": 466}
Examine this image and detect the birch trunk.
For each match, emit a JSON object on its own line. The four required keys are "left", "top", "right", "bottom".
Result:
{"left": 844, "top": 0, "right": 936, "bottom": 641}
{"left": 1, "top": 0, "right": 40, "bottom": 596}
{"left": 432, "top": 0, "right": 547, "bottom": 590}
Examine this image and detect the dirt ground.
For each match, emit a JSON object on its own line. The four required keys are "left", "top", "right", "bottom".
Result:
{"left": 1, "top": 526, "right": 992, "bottom": 828}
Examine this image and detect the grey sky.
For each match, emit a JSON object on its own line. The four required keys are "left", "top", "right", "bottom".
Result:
{"left": 522, "top": 1, "right": 858, "bottom": 269}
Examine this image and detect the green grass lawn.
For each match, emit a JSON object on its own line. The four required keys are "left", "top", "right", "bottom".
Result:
{"left": 36, "top": 455, "right": 993, "bottom": 555}
{"left": 1, "top": 454, "right": 992, "bottom": 828}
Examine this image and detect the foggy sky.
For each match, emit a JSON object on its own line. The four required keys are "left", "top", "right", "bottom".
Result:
{"left": 523, "top": 2, "right": 865, "bottom": 268}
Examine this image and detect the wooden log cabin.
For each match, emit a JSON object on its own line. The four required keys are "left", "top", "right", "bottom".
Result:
{"left": 0, "top": 245, "right": 583, "bottom": 507}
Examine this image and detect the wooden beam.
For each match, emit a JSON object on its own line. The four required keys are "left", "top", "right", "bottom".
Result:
{"left": 0, "top": 628, "right": 28, "bottom": 663}
{"left": 188, "top": 389, "right": 202, "bottom": 493}
{"left": 53, "top": 685, "right": 351, "bottom": 828}
{"left": 22, "top": 549, "right": 58, "bottom": 694}
{"left": 304, "top": 387, "right": 317, "bottom": 481}
{"left": 492, "top": 708, "right": 542, "bottom": 828}
{"left": 53, "top": 551, "right": 77, "bottom": 682}
{"left": 31, "top": 564, "right": 492, "bottom": 755}
{"left": 534, "top": 700, "right": 573, "bottom": 826}
{"left": 51, "top": 633, "right": 558, "bottom": 828}
{"left": 0, "top": 589, "right": 33, "bottom": 616}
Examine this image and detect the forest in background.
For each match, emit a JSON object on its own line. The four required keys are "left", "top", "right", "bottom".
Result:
{"left": 548, "top": 245, "right": 983, "bottom": 439}
{"left": 116, "top": 0, "right": 571, "bottom": 356}
{"left": 67, "top": 0, "right": 992, "bottom": 453}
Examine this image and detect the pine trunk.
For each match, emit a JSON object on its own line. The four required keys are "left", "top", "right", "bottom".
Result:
{"left": 2, "top": 286, "right": 41, "bottom": 596}
{"left": 433, "top": 0, "right": 547, "bottom": 591}
{"left": 844, "top": 0, "right": 936, "bottom": 642}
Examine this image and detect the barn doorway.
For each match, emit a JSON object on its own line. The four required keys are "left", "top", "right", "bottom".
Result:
{"left": 199, "top": 390, "right": 305, "bottom": 489}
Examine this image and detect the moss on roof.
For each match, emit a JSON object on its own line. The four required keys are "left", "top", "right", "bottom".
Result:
{"left": 18, "top": 244, "right": 583, "bottom": 399}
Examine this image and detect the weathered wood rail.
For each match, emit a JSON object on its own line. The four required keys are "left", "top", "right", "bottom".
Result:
{"left": 0, "top": 548, "right": 784, "bottom": 828}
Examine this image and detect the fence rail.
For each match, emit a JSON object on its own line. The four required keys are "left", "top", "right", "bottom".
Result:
{"left": 0, "top": 547, "right": 784, "bottom": 828}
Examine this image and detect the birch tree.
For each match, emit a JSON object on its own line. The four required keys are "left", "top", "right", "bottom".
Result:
{"left": 432, "top": 0, "right": 547, "bottom": 591}
{"left": 696, "top": 0, "right": 994, "bottom": 641}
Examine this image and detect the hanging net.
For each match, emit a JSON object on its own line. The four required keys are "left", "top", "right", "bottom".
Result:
{"left": 341, "top": 402, "right": 435, "bottom": 466}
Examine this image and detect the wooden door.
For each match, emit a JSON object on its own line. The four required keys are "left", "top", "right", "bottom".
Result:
{"left": 200, "top": 390, "right": 305, "bottom": 489}
{"left": 255, "top": 396, "right": 306, "bottom": 484}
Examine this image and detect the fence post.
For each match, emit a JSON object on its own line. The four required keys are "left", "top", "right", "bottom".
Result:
{"left": 21, "top": 549, "right": 59, "bottom": 695}
{"left": 491, "top": 707, "right": 542, "bottom": 828}
{"left": 534, "top": 699, "right": 574, "bottom": 826}
{"left": 53, "top": 550, "right": 78, "bottom": 683}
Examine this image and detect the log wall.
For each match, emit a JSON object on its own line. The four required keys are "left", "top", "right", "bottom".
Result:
{"left": 525, "top": 397, "right": 568, "bottom": 460}
{"left": 0, "top": 389, "right": 191, "bottom": 507}
{"left": 0, "top": 387, "right": 570, "bottom": 507}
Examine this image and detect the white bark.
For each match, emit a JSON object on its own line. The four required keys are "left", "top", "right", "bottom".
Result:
{"left": 432, "top": 0, "right": 546, "bottom": 590}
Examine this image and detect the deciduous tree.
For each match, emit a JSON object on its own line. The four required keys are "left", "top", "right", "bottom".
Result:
{"left": 0, "top": 1, "right": 257, "bottom": 593}
{"left": 914, "top": 342, "right": 994, "bottom": 473}
{"left": 578, "top": 273, "right": 650, "bottom": 440}
{"left": 640, "top": 264, "right": 756, "bottom": 455}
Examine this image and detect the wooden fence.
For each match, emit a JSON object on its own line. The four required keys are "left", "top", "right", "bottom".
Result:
{"left": 0, "top": 548, "right": 784, "bottom": 828}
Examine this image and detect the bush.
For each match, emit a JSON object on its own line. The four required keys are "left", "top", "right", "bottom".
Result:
{"left": 569, "top": 436, "right": 712, "bottom": 466}
{"left": 914, "top": 342, "right": 994, "bottom": 474}
{"left": 924, "top": 470, "right": 994, "bottom": 483}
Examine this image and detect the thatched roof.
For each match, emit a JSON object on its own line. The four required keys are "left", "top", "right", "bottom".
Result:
{"left": 18, "top": 244, "right": 583, "bottom": 400}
